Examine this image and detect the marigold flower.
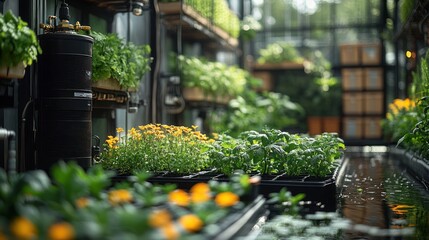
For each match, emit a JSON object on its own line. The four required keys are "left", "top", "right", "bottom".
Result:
{"left": 160, "top": 223, "right": 179, "bottom": 240}
{"left": 108, "top": 189, "right": 133, "bottom": 205}
{"left": 168, "top": 189, "right": 190, "bottom": 207}
{"left": 75, "top": 197, "right": 90, "bottom": 208}
{"left": 48, "top": 222, "right": 75, "bottom": 240}
{"left": 215, "top": 192, "right": 239, "bottom": 208}
{"left": 149, "top": 209, "right": 172, "bottom": 228}
{"left": 10, "top": 217, "right": 37, "bottom": 240}
{"left": 190, "top": 183, "right": 210, "bottom": 194}
{"left": 190, "top": 183, "right": 211, "bottom": 203}
{"left": 116, "top": 127, "right": 124, "bottom": 133}
{"left": 179, "top": 214, "right": 203, "bottom": 232}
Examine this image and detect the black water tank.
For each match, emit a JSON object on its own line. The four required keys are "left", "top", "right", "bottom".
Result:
{"left": 37, "top": 32, "right": 93, "bottom": 171}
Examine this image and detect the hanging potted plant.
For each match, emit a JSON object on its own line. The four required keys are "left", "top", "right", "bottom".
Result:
{"left": 90, "top": 31, "right": 151, "bottom": 91}
{"left": 0, "top": 11, "right": 42, "bottom": 79}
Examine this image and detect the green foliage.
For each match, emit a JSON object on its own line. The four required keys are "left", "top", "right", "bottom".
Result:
{"left": 0, "top": 162, "right": 252, "bottom": 239}
{"left": 387, "top": 52, "right": 429, "bottom": 159}
{"left": 0, "top": 11, "right": 42, "bottom": 67}
{"left": 90, "top": 31, "right": 151, "bottom": 89}
{"left": 208, "top": 129, "right": 345, "bottom": 176}
{"left": 400, "top": 0, "right": 416, "bottom": 23}
{"left": 178, "top": 55, "right": 247, "bottom": 98}
{"left": 267, "top": 188, "right": 305, "bottom": 216}
{"left": 183, "top": 0, "right": 240, "bottom": 38}
{"left": 99, "top": 124, "right": 214, "bottom": 174}
{"left": 382, "top": 98, "right": 418, "bottom": 143}
{"left": 240, "top": 15, "right": 262, "bottom": 41}
{"left": 398, "top": 97, "right": 429, "bottom": 159}
{"left": 304, "top": 50, "right": 341, "bottom": 116}
{"left": 208, "top": 91, "right": 304, "bottom": 137}
{"left": 257, "top": 42, "right": 303, "bottom": 64}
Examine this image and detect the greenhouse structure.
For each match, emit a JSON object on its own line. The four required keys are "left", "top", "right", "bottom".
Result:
{"left": 0, "top": 0, "right": 428, "bottom": 239}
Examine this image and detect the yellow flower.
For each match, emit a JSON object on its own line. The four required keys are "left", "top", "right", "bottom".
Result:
{"left": 75, "top": 197, "right": 89, "bottom": 208}
{"left": 10, "top": 217, "right": 37, "bottom": 240}
{"left": 168, "top": 189, "right": 190, "bottom": 207}
{"left": 149, "top": 209, "right": 172, "bottom": 228}
{"left": 116, "top": 127, "right": 124, "bottom": 133}
{"left": 190, "top": 183, "right": 211, "bottom": 203}
{"left": 215, "top": 192, "right": 239, "bottom": 208}
{"left": 178, "top": 214, "right": 203, "bottom": 233}
{"left": 108, "top": 189, "right": 133, "bottom": 205}
{"left": 160, "top": 223, "right": 179, "bottom": 240}
{"left": 48, "top": 222, "right": 75, "bottom": 240}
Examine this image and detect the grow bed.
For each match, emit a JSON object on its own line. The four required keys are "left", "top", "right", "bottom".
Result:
{"left": 111, "top": 156, "right": 348, "bottom": 212}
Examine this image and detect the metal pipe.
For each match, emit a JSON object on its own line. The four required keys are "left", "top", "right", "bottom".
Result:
{"left": 0, "top": 128, "right": 16, "bottom": 176}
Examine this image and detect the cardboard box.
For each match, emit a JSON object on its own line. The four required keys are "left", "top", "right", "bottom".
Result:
{"left": 361, "top": 43, "right": 381, "bottom": 65}
{"left": 364, "top": 92, "right": 384, "bottom": 114}
{"left": 342, "top": 93, "right": 364, "bottom": 114}
{"left": 342, "top": 68, "right": 363, "bottom": 90}
{"left": 364, "top": 68, "right": 383, "bottom": 90}
{"left": 364, "top": 117, "right": 382, "bottom": 139}
{"left": 342, "top": 117, "right": 363, "bottom": 139}
{"left": 340, "top": 44, "right": 360, "bottom": 65}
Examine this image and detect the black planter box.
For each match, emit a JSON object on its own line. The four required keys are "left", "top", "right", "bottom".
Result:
{"left": 111, "top": 157, "right": 347, "bottom": 213}
{"left": 389, "top": 147, "right": 429, "bottom": 189}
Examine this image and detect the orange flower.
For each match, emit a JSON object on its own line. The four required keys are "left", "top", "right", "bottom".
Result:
{"left": 10, "top": 217, "right": 37, "bottom": 240}
{"left": 168, "top": 189, "right": 190, "bottom": 207}
{"left": 48, "top": 222, "right": 75, "bottom": 240}
{"left": 190, "top": 183, "right": 211, "bottom": 203}
{"left": 75, "top": 197, "right": 89, "bottom": 208}
{"left": 149, "top": 209, "right": 172, "bottom": 228}
{"left": 160, "top": 223, "right": 179, "bottom": 240}
{"left": 116, "top": 127, "right": 124, "bottom": 133}
{"left": 178, "top": 214, "right": 203, "bottom": 233}
{"left": 215, "top": 192, "right": 239, "bottom": 208}
{"left": 108, "top": 189, "right": 133, "bottom": 206}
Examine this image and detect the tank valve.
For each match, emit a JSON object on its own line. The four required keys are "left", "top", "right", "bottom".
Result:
{"left": 39, "top": 1, "right": 91, "bottom": 33}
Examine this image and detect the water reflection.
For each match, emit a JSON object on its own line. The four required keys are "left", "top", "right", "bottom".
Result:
{"left": 339, "top": 151, "right": 429, "bottom": 239}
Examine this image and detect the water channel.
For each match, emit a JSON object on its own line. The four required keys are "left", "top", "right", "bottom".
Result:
{"left": 243, "top": 147, "right": 429, "bottom": 240}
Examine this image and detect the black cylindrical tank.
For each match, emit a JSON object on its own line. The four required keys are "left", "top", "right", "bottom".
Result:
{"left": 37, "top": 32, "right": 93, "bottom": 171}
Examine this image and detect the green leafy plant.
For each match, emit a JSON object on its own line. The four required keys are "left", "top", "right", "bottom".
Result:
{"left": 240, "top": 15, "right": 262, "bottom": 41}
{"left": 304, "top": 50, "right": 341, "bottom": 116}
{"left": 0, "top": 162, "right": 253, "bottom": 239}
{"left": 209, "top": 129, "right": 345, "bottom": 176}
{"left": 382, "top": 98, "right": 418, "bottom": 143}
{"left": 90, "top": 31, "right": 151, "bottom": 89}
{"left": 0, "top": 10, "right": 42, "bottom": 67}
{"left": 178, "top": 55, "right": 247, "bottom": 98}
{"left": 98, "top": 124, "right": 214, "bottom": 174}
{"left": 398, "top": 97, "right": 429, "bottom": 159}
{"left": 208, "top": 91, "right": 304, "bottom": 137}
{"left": 257, "top": 42, "right": 304, "bottom": 64}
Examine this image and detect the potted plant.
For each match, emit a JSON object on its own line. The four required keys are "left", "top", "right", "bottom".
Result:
{"left": 90, "top": 31, "right": 151, "bottom": 91}
{"left": 255, "top": 42, "right": 304, "bottom": 67}
{"left": 177, "top": 55, "right": 247, "bottom": 104}
{"left": 304, "top": 50, "right": 341, "bottom": 135}
{"left": 0, "top": 11, "right": 41, "bottom": 79}
{"left": 240, "top": 15, "right": 262, "bottom": 41}
{"left": 208, "top": 90, "right": 304, "bottom": 137}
